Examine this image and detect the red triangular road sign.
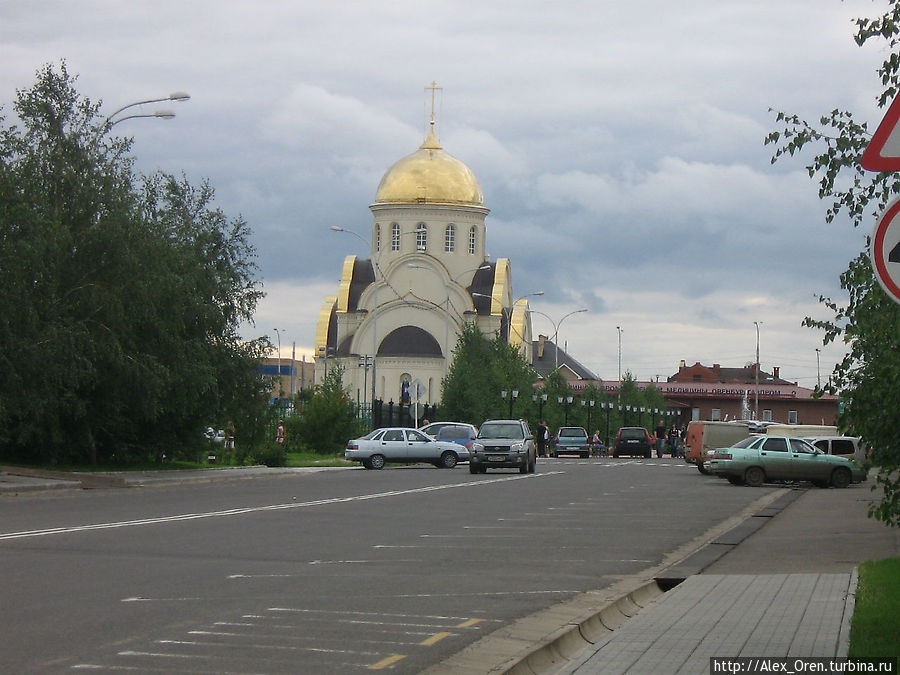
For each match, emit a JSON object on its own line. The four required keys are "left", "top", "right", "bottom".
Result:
{"left": 862, "top": 94, "right": 900, "bottom": 171}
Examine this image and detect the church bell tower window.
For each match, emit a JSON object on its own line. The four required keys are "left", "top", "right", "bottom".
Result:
{"left": 416, "top": 223, "right": 427, "bottom": 252}
{"left": 468, "top": 226, "right": 477, "bottom": 254}
{"left": 391, "top": 223, "right": 401, "bottom": 251}
{"left": 445, "top": 224, "right": 455, "bottom": 252}
{"left": 375, "top": 223, "right": 381, "bottom": 252}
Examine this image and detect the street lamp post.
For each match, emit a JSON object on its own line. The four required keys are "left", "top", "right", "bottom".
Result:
{"left": 815, "top": 348, "right": 821, "bottom": 389}
{"left": 533, "top": 392, "right": 547, "bottom": 420}
{"left": 605, "top": 402, "right": 612, "bottom": 445}
{"left": 273, "top": 328, "right": 285, "bottom": 402}
{"left": 558, "top": 394, "right": 573, "bottom": 425}
{"left": 501, "top": 388, "right": 519, "bottom": 417}
{"left": 616, "top": 326, "right": 623, "bottom": 395}
{"left": 582, "top": 399, "right": 595, "bottom": 433}
{"left": 754, "top": 321, "right": 763, "bottom": 419}
{"left": 358, "top": 355, "right": 373, "bottom": 409}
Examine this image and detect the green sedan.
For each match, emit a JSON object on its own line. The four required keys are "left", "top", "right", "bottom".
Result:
{"left": 707, "top": 435, "right": 867, "bottom": 488}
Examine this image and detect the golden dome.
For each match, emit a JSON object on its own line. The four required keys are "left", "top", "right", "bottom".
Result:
{"left": 374, "top": 127, "right": 484, "bottom": 206}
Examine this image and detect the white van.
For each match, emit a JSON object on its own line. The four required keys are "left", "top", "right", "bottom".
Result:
{"left": 684, "top": 421, "right": 753, "bottom": 474}
{"left": 804, "top": 436, "right": 868, "bottom": 465}
{"left": 766, "top": 424, "right": 838, "bottom": 437}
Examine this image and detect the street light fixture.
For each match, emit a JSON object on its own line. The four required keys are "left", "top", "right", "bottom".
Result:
{"left": 530, "top": 308, "right": 589, "bottom": 369}
{"left": 103, "top": 91, "right": 190, "bottom": 130}
{"left": 501, "top": 388, "right": 519, "bottom": 417}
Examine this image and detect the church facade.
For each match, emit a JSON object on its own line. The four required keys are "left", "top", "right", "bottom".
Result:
{"left": 314, "top": 118, "right": 535, "bottom": 407}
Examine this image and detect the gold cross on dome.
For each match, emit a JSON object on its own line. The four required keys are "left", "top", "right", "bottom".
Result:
{"left": 425, "top": 80, "right": 442, "bottom": 126}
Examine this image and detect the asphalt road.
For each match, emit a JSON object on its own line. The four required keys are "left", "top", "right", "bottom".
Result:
{"left": 0, "top": 458, "right": 777, "bottom": 673}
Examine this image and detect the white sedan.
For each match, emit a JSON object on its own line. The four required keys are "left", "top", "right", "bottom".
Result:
{"left": 345, "top": 427, "right": 467, "bottom": 470}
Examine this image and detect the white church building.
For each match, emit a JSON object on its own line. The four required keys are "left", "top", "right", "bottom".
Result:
{"left": 314, "top": 114, "right": 536, "bottom": 407}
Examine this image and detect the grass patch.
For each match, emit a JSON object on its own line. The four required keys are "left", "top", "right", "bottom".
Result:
{"left": 849, "top": 557, "right": 900, "bottom": 659}
{"left": 286, "top": 451, "right": 352, "bottom": 468}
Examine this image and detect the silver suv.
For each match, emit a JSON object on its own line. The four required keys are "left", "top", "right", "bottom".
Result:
{"left": 469, "top": 419, "right": 536, "bottom": 474}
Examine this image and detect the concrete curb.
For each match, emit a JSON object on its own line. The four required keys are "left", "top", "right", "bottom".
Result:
{"left": 504, "top": 580, "right": 665, "bottom": 675}
{"left": 837, "top": 566, "right": 858, "bottom": 658}
{"left": 422, "top": 489, "right": 790, "bottom": 675}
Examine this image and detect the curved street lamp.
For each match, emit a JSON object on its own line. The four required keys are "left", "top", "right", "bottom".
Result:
{"left": 104, "top": 91, "right": 191, "bottom": 128}
{"left": 530, "top": 308, "right": 589, "bottom": 369}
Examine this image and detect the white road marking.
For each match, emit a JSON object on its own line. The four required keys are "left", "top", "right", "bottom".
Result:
{"left": 0, "top": 472, "right": 561, "bottom": 542}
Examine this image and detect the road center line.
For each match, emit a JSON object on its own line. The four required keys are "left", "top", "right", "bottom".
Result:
{"left": 0, "top": 472, "right": 562, "bottom": 541}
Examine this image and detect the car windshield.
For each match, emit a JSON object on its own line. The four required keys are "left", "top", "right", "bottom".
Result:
{"left": 362, "top": 430, "right": 382, "bottom": 440}
{"left": 559, "top": 428, "right": 586, "bottom": 438}
{"left": 619, "top": 429, "right": 645, "bottom": 440}
{"left": 732, "top": 436, "right": 760, "bottom": 449}
{"left": 479, "top": 424, "right": 524, "bottom": 440}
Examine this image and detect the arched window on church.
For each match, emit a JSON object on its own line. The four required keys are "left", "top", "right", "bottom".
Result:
{"left": 374, "top": 223, "right": 381, "bottom": 252}
{"left": 468, "top": 226, "right": 477, "bottom": 254}
{"left": 391, "top": 223, "right": 401, "bottom": 251}
{"left": 444, "top": 224, "right": 455, "bottom": 252}
{"left": 416, "top": 223, "right": 427, "bottom": 252}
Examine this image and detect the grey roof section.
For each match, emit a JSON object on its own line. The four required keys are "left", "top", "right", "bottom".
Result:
{"left": 531, "top": 337, "right": 599, "bottom": 381}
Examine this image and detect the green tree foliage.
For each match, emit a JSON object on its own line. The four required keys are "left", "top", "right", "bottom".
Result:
{"left": 765, "top": 4, "right": 900, "bottom": 525}
{"left": 440, "top": 322, "right": 537, "bottom": 425}
{"left": 0, "top": 62, "right": 269, "bottom": 465}
{"left": 289, "top": 364, "right": 366, "bottom": 454}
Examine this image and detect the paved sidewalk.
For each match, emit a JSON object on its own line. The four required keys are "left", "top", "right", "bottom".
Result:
{"left": 537, "top": 481, "right": 899, "bottom": 675}
{"left": 0, "top": 465, "right": 334, "bottom": 493}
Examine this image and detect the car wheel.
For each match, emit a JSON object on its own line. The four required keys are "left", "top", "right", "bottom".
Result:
{"left": 439, "top": 451, "right": 458, "bottom": 469}
{"left": 744, "top": 466, "right": 765, "bottom": 487}
{"left": 644, "top": 450, "right": 651, "bottom": 459}
{"left": 362, "top": 458, "right": 373, "bottom": 470}
{"left": 469, "top": 463, "right": 478, "bottom": 474}
{"left": 529, "top": 456, "right": 536, "bottom": 473}
{"left": 368, "top": 454, "right": 386, "bottom": 470}
{"left": 831, "top": 467, "right": 852, "bottom": 489}
{"left": 697, "top": 464, "right": 710, "bottom": 475}
{"left": 727, "top": 476, "right": 745, "bottom": 486}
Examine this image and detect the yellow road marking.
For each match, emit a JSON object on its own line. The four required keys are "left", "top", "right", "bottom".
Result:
{"left": 368, "top": 654, "right": 406, "bottom": 670}
{"left": 420, "top": 631, "right": 453, "bottom": 646}
{"left": 456, "top": 618, "right": 484, "bottom": 628}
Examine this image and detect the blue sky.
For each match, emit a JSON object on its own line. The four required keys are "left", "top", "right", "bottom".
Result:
{"left": 2, "top": 0, "right": 887, "bottom": 386}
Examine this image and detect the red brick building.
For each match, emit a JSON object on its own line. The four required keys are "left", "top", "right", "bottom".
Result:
{"left": 602, "top": 361, "right": 838, "bottom": 426}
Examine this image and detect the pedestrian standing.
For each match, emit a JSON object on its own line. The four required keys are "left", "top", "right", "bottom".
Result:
{"left": 668, "top": 423, "right": 680, "bottom": 457}
{"left": 276, "top": 420, "right": 285, "bottom": 446}
{"left": 226, "top": 421, "right": 235, "bottom": 452}
{"left": 654, "top": 419, "right": 667, "bottom": 458}
{"left": 537, "top": 421, "right": 549, "bottom": 457}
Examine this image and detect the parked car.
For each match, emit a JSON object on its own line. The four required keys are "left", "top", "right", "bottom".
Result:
{"left": 469, "top": 419, "right": 536, "bottom": 474}
{"left": 613, "top": 427, "right": 653, "bottom": 458}
{"left": 204, "top": 427, "right": 225, "bottom": 443}
{"left": 804, "top": 436, "right": 868, "bottom": 465}
{"left": 435, "top": 424, "right": 477, "bottom": 460}
{"left": 345, "top": 427, "right": 464, "bottom": 470}
{"left": 420, "top": 421, "right": 478, "bottom": 438}
{"left": 553, "top": 426, "right": 591, "bottom": 458}
{"left": 707, "top": 435, "right": 867, "bottom": 488}
{"left": 685, "top": 420, "right": 753, "bottom": 474}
